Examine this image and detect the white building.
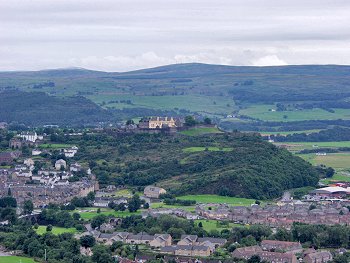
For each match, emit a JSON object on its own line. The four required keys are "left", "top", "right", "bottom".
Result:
{"left": 32, "top": 149, "right": 42, "bottom": 156}
{"left": 20, "top": 132, "right": 38, "bottom": 142}
{"left": 55, "top": 159, "right": 67, "bottom": 170}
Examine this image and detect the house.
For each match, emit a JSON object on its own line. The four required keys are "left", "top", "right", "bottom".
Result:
{"left": 175, "top": 245, "right": 211, "bottom": 257}
{"left": 20, "top": 132, "right": 38, "bottom": 142}
{"left": 0, "top": 151, "right": 21, "bottom": 164}
{"left": 232, "top": 246, "right": 297, "bottom": 263}
{"left": 70, "top": 163, "right": 82, "bottom": 172}
{"left": 303, "top": 251, "right": 333, "bottom": 263}
{"left": 150, "top": 234, "right": 172, "bottom": 247}
{"left": 9, "top": 138, "right": 23, "bottom": 149}
{"left": 197, "top": 237, "right": 227, "bottom": 248}
{"left": 178, "top": 235, "right": 198, "bottom": 246}
{"left": 232, "top": 246, "right": 263, "bottom": 260}
{"left": 111, "top": 232, "right": 130, "bottom": 243}
{"left": 126, "top": 232, "right": 154, "bottom": 245}
{"left": 32, "top": 149, "right": 42, "bottom": 156}
{"left": 261, "top": 240, "right": 302, "bottom": 253}
{"left": 144, "top": 185, "right": 166, "bottom": 198}
{"left": 24, "top": 158, "right": 35, "bottom": 168}
{"left": 55, "top": 159, "right": 67, "bottom": 170}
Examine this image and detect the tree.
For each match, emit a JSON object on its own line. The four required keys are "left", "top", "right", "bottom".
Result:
{"left": 126, "top": 120, "right": 135, "bottom": 125}
{"left": 248, "top": 255, "right": 261, "bottom": 263}
{"left": 203, "top": 117, "right": 212, "bottom": 125}
{"left": 87, "top": 191, "right": 95, "bottom": 201}
{"left": 91, "top": 214, "right": 107, "bottom": 229}
{"left": 73, "top": 212, "right": 81, "bottom": 221}
{"left": 46, "top": 224, "right": 53, "bottom": 232}
{"left": 80, "top": 235, "right": 96, "bottom": 248}
{"left": 0, "top": 196, "right": 17, "bottom": 208}
{"left": 184, "top": 116, "right": 196, "bottom": 126}
{"left": 128, "top": 194, "right": 141, "bottom": 212}
{"left": 198, "top": 222, "right": 203, "bottom": 228}
{"left": 23, "top": 200, "right": 34, "bottom": 215}
{"left": 7, "top": 187, "right": 12, "bottom": 196}
{"left": 326, "top": 167, "right": 335, "bottom": 178}
{"left": 92, "top": 245, "right": 113, "bottom": 263}
{"left": 143, "top": 203, "right": 149, "bottom": 209}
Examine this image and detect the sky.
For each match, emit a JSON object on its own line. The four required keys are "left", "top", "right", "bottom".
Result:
{"left": 1, "top": 0, "right": 350, "bottom": 71}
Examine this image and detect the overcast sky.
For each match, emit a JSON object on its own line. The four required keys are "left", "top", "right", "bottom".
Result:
{"left": 1, "top": 0, "right": 350, "bottom": 71}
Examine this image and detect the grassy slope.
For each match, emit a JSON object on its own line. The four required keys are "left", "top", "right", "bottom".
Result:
{"left": 35, "top": 226, "right": 77, "bottom": 235}
{"left": 240, "top": 104, "right": 350, "bottom": 122}
{"left": 183, "top": 147, "right": 233, "bottom": 153}
{"left": 0, "top": 256, "right": 36, "bottom": 263}
{"left": 73, "top": 208, "right": 141, "bottom": 220}
{"left": 2, "top": 64, "right": 350, "bottom": 122}
{"left": 178, "top": 194, "right": 257, "bottom": 206}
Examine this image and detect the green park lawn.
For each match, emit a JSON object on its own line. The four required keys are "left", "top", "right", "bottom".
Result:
{"left": 183, "top": 146, "right": 233, "bottom": 153}
{"left": 73, "top": 208, "right": 141, "bottom": 220}
{"left": 39, "top": 143, "right": 73, "bottom": 149}
{"left": 180, "top": 127, "right": 223, "bottom": 136}
{"left": 0, "top": 256, "right": 36, "bottom": 263}
{"left": 240, "top": 104, "right": 350, "bottom": 122}
{"left": 150, "top": 202, "right": 195, "bottom": 212}
{"left": 34, "top": 226, "right": 77, "bottom": 235}
{"left": 178, "top": 194, "right": 257, "bottom": 206}
{"left": 195, "top": 219, "right": 243, "bottom": 232}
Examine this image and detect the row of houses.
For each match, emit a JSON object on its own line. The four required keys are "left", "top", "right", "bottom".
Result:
{"left": 196, "top": 201, "right": 350, "bottom": 227}
{"left": 80, "top": 228, "right": 227, "bottom": 258}
{"left": 232, "top": 240, "right": 333, "bottom": 263}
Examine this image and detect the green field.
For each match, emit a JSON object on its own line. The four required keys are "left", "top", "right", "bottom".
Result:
{"left": 35, "top": 226, "right": 77, "bottom": 235}
{"left": 274, "top": 141, "right": 350, "bottom": 153}
{"left": 39, "top": 143, "right": 73, "bottom": 149}
{"left": 258, "top": 129, "right": 323, "bottom": 136}
{"left": 297, "top": 153, "right": 350, "bottom": 169}
{"left": 180, "top": 127, "right": 223, "bottom": 136}
{"left": 320, "top": 173, "right": 350, "bottom": 184}
{"left": 240, "top": 104, "right": 350, "bottom": 122}
{"left": 150, "top": 202, "right": 195, "bottom": 212}
{"left": 178, "top": 195, "right": 257, "bottom": 206}
{"left": 0, "top": 256, "right": 36, "bottom": 263}
{"left": 183, "top": 146, "right": 233, "bottom": 153}
{"left": 195, "top": 219, "right": 243, "bottom": 232}
{"left": 88, "top": 94, "right": 235, "bottom": 116}
{"left": 73, "top": 208, "right": 141, "bottom": 220}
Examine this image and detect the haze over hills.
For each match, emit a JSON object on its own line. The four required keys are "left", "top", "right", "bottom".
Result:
{"left": 1, "top": 63, "right": 350, "bottom": 128}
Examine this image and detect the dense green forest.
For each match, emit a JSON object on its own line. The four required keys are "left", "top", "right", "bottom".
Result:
{"left": 52, "top": 131, "right": 321, "bottom": 199}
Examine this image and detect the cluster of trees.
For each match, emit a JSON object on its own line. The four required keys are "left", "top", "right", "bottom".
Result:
{"left": 38, "top": 208, "right": 83, "bottom": 230}
{"left": 108, "top": 194, "right": 147, "bottom": 212}
{"left": 68, "top": 132, "right": 320, "bottom": 199}
{"left": 0, "top": 90, "right": 119, "bottom": 126}
{"left": 0, "top": 196, "right": 17, "bottom": 223}
{"left": 0, "top": 221, "right": 91, "bottom": 263}
{"left": 271, "top": 127, "right": 350, "bottom": 142}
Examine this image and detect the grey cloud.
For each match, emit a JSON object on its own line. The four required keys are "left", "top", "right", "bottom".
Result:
{"left": 0, "top": 0, "right": 350, "bottom": 71}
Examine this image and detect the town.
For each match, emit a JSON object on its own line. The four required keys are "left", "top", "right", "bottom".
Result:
{"left": 0, "top": 118, "right": 349, "bottom": 263}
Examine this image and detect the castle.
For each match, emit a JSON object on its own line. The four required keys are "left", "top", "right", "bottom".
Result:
{"left": 138, "top": 117, "right": 182, "bottom": 129}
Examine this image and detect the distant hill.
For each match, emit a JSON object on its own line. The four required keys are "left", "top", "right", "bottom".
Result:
{"left": 1, "top": 63, "right": 350, "bottom": 129}
{"left": 0, "top": 90, "right": 117, "bottom": 126}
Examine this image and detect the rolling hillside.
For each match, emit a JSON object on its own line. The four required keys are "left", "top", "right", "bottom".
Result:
{"left": 1, "top": 63, "right": 350, "bottom": 128}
